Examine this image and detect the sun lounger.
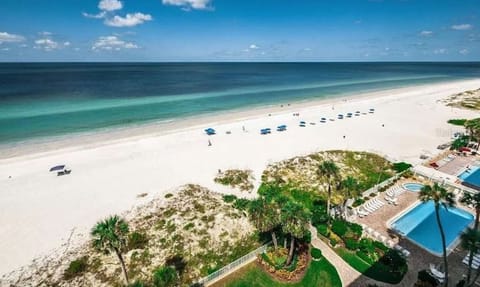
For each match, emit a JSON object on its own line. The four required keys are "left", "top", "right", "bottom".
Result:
{"left": 358, "top": 209, "right": 369, "bottom": 217}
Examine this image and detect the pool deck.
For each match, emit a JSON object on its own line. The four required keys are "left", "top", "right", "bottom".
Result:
{"left": 353, "top": 178, "right": 478, "bottom": 286}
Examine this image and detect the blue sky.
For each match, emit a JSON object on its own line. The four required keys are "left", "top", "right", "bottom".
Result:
{"left": 0, "top": 0, "right": 478, "bottom": 61}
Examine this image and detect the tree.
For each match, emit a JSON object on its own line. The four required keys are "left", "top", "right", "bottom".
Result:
{"left": 419, "top": 183, "right": 454, "bottom": 287}
{"left": 280, "top": 201, "right": 311, "bottom": 266}
{"left": 91, "top": 215, "right": 130, "bottom": 285}
{"left": 248, "top": 196, "right": 280, "bottom": 249}
{"left": 460, "top": 228, "right": 480, "bottom": 286}
{"left": 317, "top": 161, "right": 340, "bottom": 226}
{"left": 153, "top": 266, "right": 177, "bottom": 287}
{"left": 461, "top": 192, "right": 480, "bottom": 231}
{"left": 465, "top": 118, "right": 480, "bottom": 150}
{"left": 340, "top": 176, "right": 359, "bottom": 219}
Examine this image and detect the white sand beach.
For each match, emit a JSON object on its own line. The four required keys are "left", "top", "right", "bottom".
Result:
{"left": 1, "top": 79, "right": 480, "bottom": 278}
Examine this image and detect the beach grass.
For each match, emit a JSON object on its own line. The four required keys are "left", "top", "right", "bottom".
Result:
{"left": 212, "top": 257, "right": 342, "bottom": 287}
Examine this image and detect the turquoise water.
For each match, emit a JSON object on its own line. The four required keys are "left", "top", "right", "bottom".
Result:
{"left": 402, "top": 183, "right": 425, "bottom": 192}
{"left": 1, "top": 62, "right": 480, "bottom": 145}
{"left": 459, "top": 166, "right": 480, "bottom": 180}
{"left": 461, "top": 166, "right": 480, "bottom": 190}
{"left": 391, "top": 201, "right": 473, "bottom": 255}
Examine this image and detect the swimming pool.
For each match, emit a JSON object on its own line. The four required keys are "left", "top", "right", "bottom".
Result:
{"left": 459, "top": 166, "right": 480, "bottom": 191}
{"left": 459, "top": 166, "right": 480, "bottom": 180}
{"left": 391, "top": 201, "right": 473, "bottom": 256}
{"left": 403, "top": 183, "right": 425, "bottom": 192}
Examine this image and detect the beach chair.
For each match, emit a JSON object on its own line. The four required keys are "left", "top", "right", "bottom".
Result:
{"left": 358, "top": 209, "right": 369, "bottom": 217}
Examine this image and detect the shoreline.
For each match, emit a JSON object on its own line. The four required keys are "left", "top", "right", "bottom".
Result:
{"left": 1, "top": 78, "right": 480, "bottom": 277}
{"left": 0, "top": 78, "right": 477, "bottom": 161}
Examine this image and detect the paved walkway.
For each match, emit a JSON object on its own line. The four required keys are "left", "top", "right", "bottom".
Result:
{"left": 309, "top": 225, "right": 362, "bottom": 286}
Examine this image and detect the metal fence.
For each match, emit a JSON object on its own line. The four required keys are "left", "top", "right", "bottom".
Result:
{"left": 195, "top": 243, "right": 270, "bottom": 286}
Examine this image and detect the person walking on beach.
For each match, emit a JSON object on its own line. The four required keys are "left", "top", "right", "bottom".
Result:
{"left": 208, "top": 139, "right": 212, "bottom": 146}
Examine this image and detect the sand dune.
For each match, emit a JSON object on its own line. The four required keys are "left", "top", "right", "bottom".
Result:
{"left": 1, "top": 79, "right": 479, "bottom": 277}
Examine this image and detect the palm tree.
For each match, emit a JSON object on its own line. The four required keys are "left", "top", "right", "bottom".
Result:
{"left": 248, "top": 196, "right": 280, "bottom": 249}
{"left": 317, "top": 160, "right": 340, "bottom": 226}
{"left": 461, "top": 192, "right": 480, "bottom": 231}
{"left": 461, "top": 228, "right": 480, "bottom": 286}
{"left": 340, "top": 176, "right": 359, "bottom": 219}
{"left": 91, "top": 215, "right": 130, "bottom": 285}
{"left": 465, "top": 118, "right": 480, "bottom": 150}
{"left": 280, "top": 201, "right": 311, "bottom": 266}
{"left": 419, "top": 183, "right": 455, "bottom": 287}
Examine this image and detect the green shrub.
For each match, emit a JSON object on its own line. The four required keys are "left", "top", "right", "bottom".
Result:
{"left": 316, "top": 224, "right": 329, "bottom": 237}
{"left": 128, "top": 232, "right": 149, "bottom": 250}
{"left": 349, "top": 222, "right": 363, "bottom": 237}
{"left": 352, "top": 198, "right": 365, "bottom": 207}
{"left": 331, "top": 220, "right": 348, "bottom": 237}
{"left": 128, "top": 281, "right": 146, "bottom": 287}
{"left": 222, "top": 194, "right": 237, "bottom": 203}
{"left": 164, "top": 193, "right": 173, "bottom": 198}
{"left": 64, "top": 256, "right": 88, "bottom": 280}
{"left": 345, "top": 238, "right": 359, "bottom": 250}
{"left": 417, "top": 269, "right": 438, "bottom": 286}
{"left": 153, "top": 266, "right": 177, "bottom": 287}
{"left": 373, "top": 241, "right": 389, "bottom": 252}
{"left": 330, "top": 238, "right": 338, "bottom": 247}
{"left": 233, "top": 198, "right": 251, "bottom": 210}
{"left": 303, "top": 230, "right": 312, "bottom": 243}
{"left": 311, "top": 248, "right": 322, "bottom": 259}
{"left": 358, "top": 238, "right": 375, "bottom": 253}
{"left": 393, "top": 162, "right": 412, "bottom": 173}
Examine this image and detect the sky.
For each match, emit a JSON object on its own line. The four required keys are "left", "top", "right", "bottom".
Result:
{"left": 0, "top": 0, "right": 478, "bottom": 62}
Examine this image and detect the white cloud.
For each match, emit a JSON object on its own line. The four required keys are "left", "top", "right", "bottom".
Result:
{"left": 64, "top": 41, "right": 71, "bottom": 47}
{"left": 249, "top": 44, "right": 259, "bottom": 49}
{"left": 98, "top": 0, "right": 122, "bottom": 11}
{"left": 92, "top": 35, "right": 139, "bottom": 51}
{"left": 19, "top": 44, "right": 28, "bottom": 48}
{"left": 303, "top": 48, "right": 312, "bottom": 51}
{"left": 82, "top": 11, "right": 107, "bottom": 19}
{"left": 451, "top": 24, "right": 473, "bottom": 30}
{"left": 34, "top": 38, "right": 59, "bottom": 51}
{"left": 459, "top": 49, "right": 469, "bottom": 55}
{"left": 104, "top": 12, "right": 152, "bottom": 27}
{"left": 1, "top": 47, "right": 10, "bottom": 51}
{"left": 162, "top": 0, "right": 211, "bottom": 10}
{"left": 433, "top": 48, "right": 446, "bottom": 54}
{"left": 0, "top": 32, "right": 25, "bottom": 44}
{"left": 420, "top": 30, "right": 433, "bottom": 36}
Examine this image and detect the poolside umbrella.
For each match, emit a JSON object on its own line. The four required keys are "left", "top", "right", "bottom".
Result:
{"left": 49, "top": 165, "right": 66, "bottom": 172}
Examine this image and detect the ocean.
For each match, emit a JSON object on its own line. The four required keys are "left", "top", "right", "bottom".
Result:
{"left": 0, "top": 62, "right": 479, "bottom": 145}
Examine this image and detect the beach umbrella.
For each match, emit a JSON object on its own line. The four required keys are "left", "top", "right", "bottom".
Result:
{"left": 49, "top": 165, "right": 65, "bottom": 172}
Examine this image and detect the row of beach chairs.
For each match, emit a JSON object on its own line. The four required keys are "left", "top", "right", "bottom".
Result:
{"left": 357, "top": 198, "right": 385, "bottom": 217}
{"left": 359, "top": 223, "right": 410, "bottom": 257}
{"left": 463, "top": 253, "right": 480, "bottom": 270}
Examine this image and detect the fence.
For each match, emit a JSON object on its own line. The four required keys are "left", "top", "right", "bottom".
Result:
{"left": 412, "top": 166, "right": 478, "bottom": 195}
{"left": 195, "top": 242, "right": 270, "bottom": 286}
{"left": 361, "top": 169, "right": 408, "bottom": 197}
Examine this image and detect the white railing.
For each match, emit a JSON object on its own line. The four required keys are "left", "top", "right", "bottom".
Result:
{"left": 361, "top": 170, "right": 408, "bottom": 197}
{"left": 413, "top": 167, "right": 478, "bottom": 194}
{"left": 195, "top": 242, "right": 270, "bottom": 286}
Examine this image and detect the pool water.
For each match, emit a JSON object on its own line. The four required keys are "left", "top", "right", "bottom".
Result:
{"left": 391, "top": 201, "right": 473, "bottom": 255}
{"left": 403, "top": 183, "right": 425, "bottom": 192}
{"left": 459, "top": 166, "right": 480, "bottom": 191}
{"left": 459, "top": 166, "right": 480, "bottom": 180}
